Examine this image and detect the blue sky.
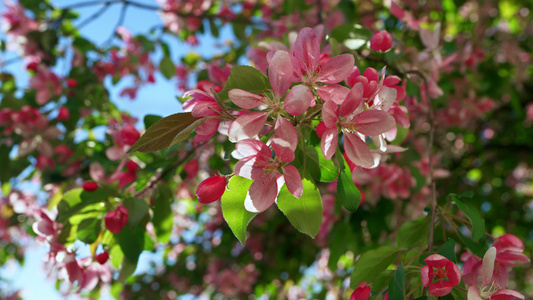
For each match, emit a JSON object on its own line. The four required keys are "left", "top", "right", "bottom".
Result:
{"left": 0, "top": 1, "right": 238, "bottom": 299}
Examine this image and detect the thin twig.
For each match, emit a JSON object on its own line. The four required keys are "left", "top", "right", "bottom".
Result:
{"left": 104, "top": 3, "right": 127, "bottom": 46}
{"left": 133, "top": 143, "right": 203, "bottom": 198}
{"left": 76, "top": 2, "right": 111, "bottom": 29}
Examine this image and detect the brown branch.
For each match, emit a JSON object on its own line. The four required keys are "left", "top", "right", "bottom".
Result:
{"left": 76, "top": 1, "right": 112, "bottom": 29}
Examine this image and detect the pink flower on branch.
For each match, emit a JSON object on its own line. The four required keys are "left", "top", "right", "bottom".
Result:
{"left": 421, "top": 254, "right": 462, "bottom": 297}
{"left": 233, "top": 139, "right": 302, "bottom": 213}
{"left": 320, "top": 82, "right": 396, "bottom": 168}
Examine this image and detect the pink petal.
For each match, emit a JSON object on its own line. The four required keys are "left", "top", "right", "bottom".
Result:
{"left": 195, "top": 119, "right": 219, "bottom": 135}
{"left": 424, "top": 254, "right": 450, "bottom": 268}
{"left": 467, "top": 286, "right": 483, "bottom": 300}
{"left": 350, "top": 110, "right": 396, "bottom": 136}
{"left": 429, "top": 280, "right": 453, "bottom": 297}
{"left": 235, "top": 138, "right": 271, "bottom": 158}
{"left": 344, "top": 133, "right": 374, "bottom": 168}
{"left": 228, "top": 89, "right": 264, "bottom": 109}
{"left": 283, "top": 164, "right": 303, "bottom": 198}
{"left": 383, "top": 75, "right": 401, "bottom": 86}
{"left": 272, "top": 117, "right": 298, "bottom": 163}
{"left": 228, "top": 111, "right": 268, "bottom": 142}
{"left": 36, "top": 89, "right": 51, "bottom": 105}
{"left": 246, "top": 174, "right": 278, "bottom": 212}
{"left": 318, "top": 54, "right": 355, "bottom": 84}
{"left": 293, "top": 27, "right": 320, "bottom": 74}
{"left": 316, "top": 84, "right": 350, "bottom": 105}
{"left": 269, "top": 51, "right": 294, "bottom": 97}
{"left": 448, "top": 261, "right": 462, "bottom": 285}
{"left": 374, "top": 87, "right": 397, "bottom": 111}
{"left": 341, "top": 82, "right": 364, "bottom": 117}
{"left": 321, "top": 128, "right": 338, "bottom": 160}
{"left": 90, "top": 162, "right": 106, "bottom": 182}
{"left": 234, "top": 156, "right": 268, "bottom": 180}
{"left": 284, "top": 85, "right": 314, "bottom": 116}
{"left": 105, "top": 146, "right": 125, "bottom": 161}
{"left": 491, "top": 289, "right": 525, "bottom": 300}
{"left": 482, "top": 247, "right": 496, "bottom": 286}
{"left": 322, "top": 100, "right": 339, "bottom": 128}
{"left": 421, "top": 265, "right": 431, "bottom": 287}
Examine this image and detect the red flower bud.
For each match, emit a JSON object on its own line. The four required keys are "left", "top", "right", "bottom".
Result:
{"left": 370, "top": 30, "right": 393, "bottom": 52}
{"left": 104, "top": 205, "right": 129, "bottom": 233}
{"left": 82, "top": 181, "right": 98, "bottom": 192}
{"left": 57, "top": 107, "right": 70, "bottom": 121}
{"left": 350, "top": 282, "right": 371, "bottom": 300}
{"left": 95, "top": 252, "right": 109, "bottom": 264}
{"left": 196, "top": 176, "right": 227, "bottom": 204}
{"left": 126, "top": 160, "right": 139, "bottom": 172}
{"left": 67, "top": 78, "right": 78, "bottom": 88}
{"left": 26, "top": 61, "right": 39, "bottom": 71}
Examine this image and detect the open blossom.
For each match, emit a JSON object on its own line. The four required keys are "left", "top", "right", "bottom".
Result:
{"left": 320, "top": 82, "right": 396, "bottom": 168}
{"left": 466, "top": 247, "right": 525, "bottom": 300}
{"left": 421, "top": 254, "right": 461, "bottom": 297}
{"left": 227, "top": 50, "right": 313, "bottom": 160}
{"left": 233, "top": 139, "right": 302, "bottom": 212}
{"left": 290, "top": 27, "right": 354, "bottom": 104}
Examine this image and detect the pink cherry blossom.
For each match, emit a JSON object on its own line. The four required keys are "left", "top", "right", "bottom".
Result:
{"left": 233, "top": 139, "right": 302, "bottom": 212}
{"left": 320, "top": 82, "right": 396, "bottom": 168}
{"left": 182, "top": 89, "right": 223, "bottom": 142}
{"left": 465, "top": 247, "right": 525, "bottom": 300}
{"left": 104, "top": 205, "right": 129, "bottom": 233}
{"left": 421, "top": 254, "right": 461, "bottom": 297}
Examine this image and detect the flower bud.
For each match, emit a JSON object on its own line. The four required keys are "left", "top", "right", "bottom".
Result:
{"left": 104, "top": 205, "right": 129, "bottom": 233}
{"left": 370, "top": 30, "right": 393, "bottom": 52}
{"left": 95, "top": 252, "right": 109, "bottom": 265}
{"left": 82, "top": 181, "right": 98, "bottom": 192}
{"left": 126, "top": 160, "right": 139, "bottom": 172}
{"left": 57, "top": 107, "right": 70, "bottom": 121}
{"left": 67, "top": 78, "right": 78, "bottom": 88}
{"left": 350, "top": 282, "right": 371, "bottom": 300}
{"left": 196, "top": 176, "right": 227, "bottom": 204}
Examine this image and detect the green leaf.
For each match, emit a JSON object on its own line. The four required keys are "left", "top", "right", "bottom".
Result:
{"left": 396, "top": 217, "right": 429, "bottom": 248}
{"left": 337, "top": 161, "right": 361, "bottom": 212}
{"left": 218, "top": 66, "right": 271, "bottom": 101}
{"left": 350, "top": 245, "right": 400, "bottom": 288}
{"left": 437, "top": 239, "right": 457, "bottom": 263}
{"left": 159, "top": 55, "right": 175, "bottom": 79}
{"left": 388, "top": 265, "right": 405, "bottom": 300}
{"left": 117, "top": 257, "right": 137, "bottom": 283}
{"left": 117, "top": 223, "right": 145, "bottom": 263}
{"left": 372, "top": 270, "right": 394, "bottom": 294}
{"left": 76, "top": 218, "right": 101, "bottom": 244}
{"left": 143, "top": 114, "right": 162, "bottom": 129}
{"left": 277, "top": 177, "right": 323, "bottom": 238}
{"left": 462, "top": 236, "right": 489, "bottom": 258}
{"left": 152, "top": 186, "right": 174, "bottom": 244}
{"left": 330, "top": 24, "right": 372, "bottom": 50}
{"left": 122, "top": 198, "right": 149, "bottom": 226}
{"left": 452, "top": 195, "right": 485, "bottom": 241}
{"left": 128, "top": 112, "right": 205, "bottom": 153}
{"left": 57, "top": 188, "right": 109, "bottom": 223}
{"left": 221, "top": 176, "right": 257, "bottom": 245}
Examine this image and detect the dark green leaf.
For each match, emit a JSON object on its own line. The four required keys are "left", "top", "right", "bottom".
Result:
{"left": 437, "top": 239, "right": 457, "bottom": 263}
{"left": 122, "top": 198, "right": 149, "bottom": 226}
{"left": 396, "top": 217, "right": 429, "bottom": 248}
{"left": 76, "top": 218, "right": 101, "bottom": 244}
{"left": 388, "top": 265, "right": 405, "bottom": 300}
{"left": 350, "top": 246, "right": 400, "bottom": 288}
{"left": 221, "top": 176, "right": 257, "bottom": 245}
{"left": 218, "top": 66, "right": 271, "bottom": 101}
{"left": 159, "top": 56, "right": 175, "bottom": 79}
{"left": 277, "top": 178, "right": 323, "bottom": 238}
{"left": 452, "top": 195, "right": 485, "bottom": 241}
{"left": 337, "top": 158, "right": 361, "bottom": 211}
{"left": 152, "top": 186, "right": 174, "bottom": 244}
{"left": 128, "top": 112, "right": 205, "bottom": 153}
{"left": 117, "top": 257, "right": 137, "bottom": 283}
{"left": 117, "top": 223, "right": 145, "bottom": 263}
{"left": 143, "top": 114, "right": 162, "bottom": 129}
